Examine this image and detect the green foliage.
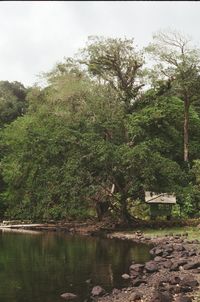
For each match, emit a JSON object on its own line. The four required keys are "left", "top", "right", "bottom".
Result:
{"left": 79, "top": 36, "right": 144, "bottom": 113}
{"left": 0, "top": 81, "right": 27, "bottom": 127}
{"left": 1, "top": 34, "right": 200, "bottom": 221}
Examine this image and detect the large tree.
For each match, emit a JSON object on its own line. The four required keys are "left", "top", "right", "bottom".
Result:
{"left": 146, "top": 30, "right": 200, "bottom": 163}
{"left": 79, "top": 36, "right": 145, "bottom": 113}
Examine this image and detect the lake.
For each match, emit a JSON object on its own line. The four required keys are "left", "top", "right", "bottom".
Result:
{"left": 0, "top": 230, "right": 152, "bottom": 302}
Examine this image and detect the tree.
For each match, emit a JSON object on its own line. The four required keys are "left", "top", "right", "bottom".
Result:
{"left": 0, "top": 81, "right": 27, "bottom": 127}
{"left": 79, "top": 36, "right": 144, "bottom": 113}
{"left": 146, "top": 30, "right": 200, "bottom": 163}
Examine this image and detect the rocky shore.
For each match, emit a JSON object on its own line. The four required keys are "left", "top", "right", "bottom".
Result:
{"left": 1, "top": 220, "right": 200, "bottom": 301}
{"left": 94, "top": 231, "right": 200, "bottom": 302}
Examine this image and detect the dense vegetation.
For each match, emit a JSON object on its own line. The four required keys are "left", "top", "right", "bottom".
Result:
{"left": 0, "top": 31, "right": 200, "bottom": 222}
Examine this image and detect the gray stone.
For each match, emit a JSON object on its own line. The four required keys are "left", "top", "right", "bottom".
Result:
{"left": 183, "top": 261, "right": 200, "bottom": 270}
{"left": 174, "top": 295, "right": 192, "bottom": 302}
{"left": 121, "top": 273, "right": 130, "bottom": 280}
{"left": 60, "top": 293, "right": 78, "bottom": 300}
{"left": 112, "top": 288, "right": 121, "bottom": 295}
{"left": 132, "top": 278, "right": 146, "bottom": 287}
{"left": 149, "top": 290, "right": 173, "bottom": 302}
{"left": 145, "top": 261, "right": 158, "bottom": 273}
{"left": 180, "top": 275, "right": 199, "bottom": 290}
{"left": 154, "top": 256, "right": 163, "bottom": 262}
{"left": 163, "top": 260, "right": 172, "bottom": 269}
{"left": 129, "top": 264, "right": 144, "bottom": 272}
{"left": 154, "top": 248, "right": 163, "bottom": 256}
{"left": 129, "top": 292, "right": 141, "bottom": 301}
{"left": 169, "top": 275, "right": 181, "bottom": 285}
{"left": 91, "top": 285, "right": 105, "bottom": 297}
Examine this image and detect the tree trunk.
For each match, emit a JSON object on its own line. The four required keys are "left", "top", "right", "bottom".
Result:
{"left": 120, "top": 195, "right": 131, "bottom": 224}
{"left": 183, "top": 100, "right": 189, "bottom": 162}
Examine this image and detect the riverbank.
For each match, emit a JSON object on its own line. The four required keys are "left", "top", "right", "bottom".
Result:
{"left": 0, "top": 217, "right": 199, "bottom": 234}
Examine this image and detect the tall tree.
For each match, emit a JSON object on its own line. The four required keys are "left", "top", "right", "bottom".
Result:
{"left": 79, "top": 36, "right": 144, "bottom": 113}
{"left": 146, "top": 30, "right": 200, "bottom": 162}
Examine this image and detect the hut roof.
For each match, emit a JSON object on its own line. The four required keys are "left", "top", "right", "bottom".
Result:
{"left": 145, "top": 191, "right": 176, "bottom": 204}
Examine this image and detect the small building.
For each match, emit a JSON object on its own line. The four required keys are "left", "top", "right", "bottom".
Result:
{"left": 145, "top": 192, "right": 176, "bottom": 220}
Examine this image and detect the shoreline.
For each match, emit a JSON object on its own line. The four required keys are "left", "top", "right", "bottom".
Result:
{"left": 0, "top": 221, "right": 200, "bottom": 301}
{"left": 97, "top": 231, "right": 200, "bottom": 302}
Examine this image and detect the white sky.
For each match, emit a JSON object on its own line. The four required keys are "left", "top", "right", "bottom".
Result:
{"left": 1, "top": 1, "right": 200, "bottom": 87}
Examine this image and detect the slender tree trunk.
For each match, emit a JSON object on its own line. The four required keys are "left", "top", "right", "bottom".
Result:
{"left": 184, "top": 99, "right": 190, "bottom": 162}
{"left": 120, "top": 194, "right": 133, "bottom": 224}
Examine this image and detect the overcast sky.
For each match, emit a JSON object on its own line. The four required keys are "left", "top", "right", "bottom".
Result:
{"left": 1, "top": 1, "right": 200, "bottom": 87}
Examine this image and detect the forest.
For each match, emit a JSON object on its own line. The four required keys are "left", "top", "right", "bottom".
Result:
{"left": 0, "top": 30, "right": 200, "bottom": 224}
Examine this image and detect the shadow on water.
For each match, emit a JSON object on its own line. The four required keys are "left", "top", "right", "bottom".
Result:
{"left": 0, "top": 230, "right": 152, "bottom": 302}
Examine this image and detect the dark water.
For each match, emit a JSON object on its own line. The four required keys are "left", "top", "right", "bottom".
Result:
{"left": 0, "top": 230, "right": 152, "bottom": 302}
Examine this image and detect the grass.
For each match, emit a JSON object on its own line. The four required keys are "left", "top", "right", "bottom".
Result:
{"left": 141, "top": 226, "right": 200, "bottom": 241}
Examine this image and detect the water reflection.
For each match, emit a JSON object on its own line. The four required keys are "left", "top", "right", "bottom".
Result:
{"left": 0, "top": 232, "right": 152, "bottom": 302}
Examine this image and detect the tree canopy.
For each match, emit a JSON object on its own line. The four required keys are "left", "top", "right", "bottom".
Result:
{"left": 0, "top": 32, "right": 200, "bottom": 222}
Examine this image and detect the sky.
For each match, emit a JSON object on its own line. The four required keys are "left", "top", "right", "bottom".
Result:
{"left": 1, "top": 1, "right": 200, "bottom": 87}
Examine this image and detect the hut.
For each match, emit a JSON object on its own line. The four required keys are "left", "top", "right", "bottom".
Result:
{"left": 145, "top": 191, "right": 176, "bottom": 220}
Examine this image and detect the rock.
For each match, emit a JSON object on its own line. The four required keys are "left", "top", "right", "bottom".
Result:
{"left": 132, "top": 278, "right": 146, "bottom": 287}
{"left": 60, "top": 293, "right": 78, "bottom": 300}
{"left": 174, "top": 295, "right": 192, "bottom": 302}
{"left": 180, "top": 275, "right": 199, "bottom": 291}
{"left": 145, "top": 261, "right": 158, "bottom": 273}
{"left": 170, "top": 260, "right": 187, "bottom": 271}
{"left": 154, "top": 256, "right": 163, "bottom": 262}
{"left": 170, "top": 285, "right": 182, "bottom": 294}
{"left": 166, "top": 255, "right": 174, "bottom": 259}
{"left": 188, "top": 251, "right": 196, "bottom": 256}
{"left": 163, "top": 260, "right": 172, "bottom": 269}
{"left": 154, "top": 248, "right": 163, "bottom": 256}
{"left": 169, "top": 275, "right": 181, "bottom": 285}
{"left": 149, "top": 247, "right": 156, "bottom": 255}
{"left": 149, "top": 290, "right": 173, "bottom": 302}
{"left": 175, "top": 234, "right": 181, "bottom": 238}
{"left": 121, "top": 273, "right": 130, "bottom": 280}
{"left": 129, "top": 292, "right": 141, "bottom": 301}
{"left": 91, "top": 285, "right": 105, "bottom": 297}
{"left": 192, "top": 268, "right": 200, "bottom": 274}
{"left": 173, "top": 245, "right": 185, "bottom": 252}
{"left": 183, "top": 261, "right": 200, "bottom": 270}
{"left": 130, "top": 271, "right": 140, "bottom": 279}
{"left": 112, "top": 288, "right": 121, "bottom": 295}
{"left": 129, "top": 264, "right": 144, "bottom": 272}
{"left": 162, "top": 251, "right": 170, "bottom": 257}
